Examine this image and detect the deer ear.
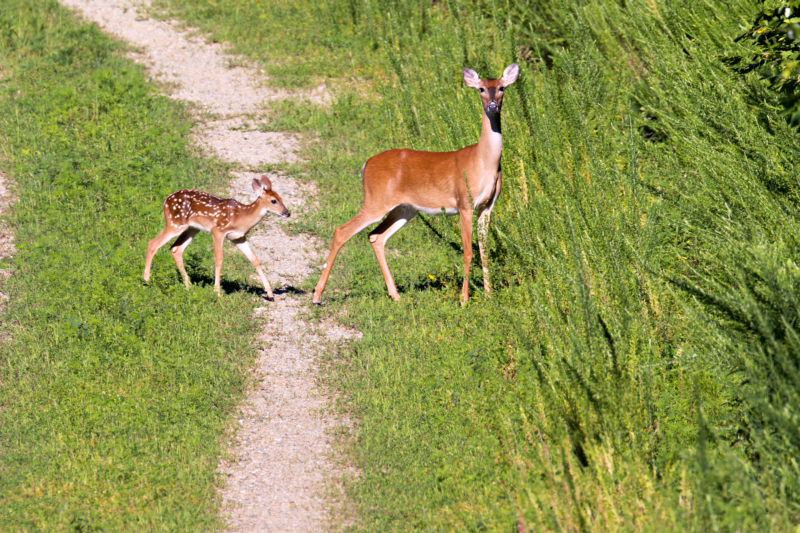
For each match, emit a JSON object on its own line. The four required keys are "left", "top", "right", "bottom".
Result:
{"left": 251, "top": 179, "right": 263, "bottom": 194}
{"left": 260, "top": 174, "right": 273, "bottom": 190}
{"left": 501, "top": 63, "right": 519, "bottom": 85}
{"left": 462, "top": 68, "right": 482, "bottom": 89}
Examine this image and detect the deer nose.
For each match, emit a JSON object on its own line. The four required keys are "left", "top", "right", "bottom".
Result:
{"left": 487, "top": 102, "right": 499, "bottom": 112}
{"left": 283, "top": 210, "right": 291, "bottom": 218}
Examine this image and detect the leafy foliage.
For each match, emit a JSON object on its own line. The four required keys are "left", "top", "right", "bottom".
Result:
{"left": 728, "top": 1, "right": 800, "bottom": 126}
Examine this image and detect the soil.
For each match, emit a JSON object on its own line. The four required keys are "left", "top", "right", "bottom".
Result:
{"left": 0, "top": 172, "right": 14, "bottom": 325}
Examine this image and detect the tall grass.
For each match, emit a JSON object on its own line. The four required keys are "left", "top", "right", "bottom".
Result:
{"left": 357, "top": 1, "right": 800, "bottom": 528}
{"left": 112, "top": 0, "right": 800, "bottom": 530}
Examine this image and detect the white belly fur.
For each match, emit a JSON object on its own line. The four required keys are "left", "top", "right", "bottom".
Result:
{"left": 188, "top": 221, "right": 212, "bottom": 232}
{"left": 472, "top": 175, "right": 499, "bottom": 209}
{"left": 404, "top": 174, "right": 498, "bottom": 217}
{"left": 412, "top": 205, "right": 460, "bottom": 216}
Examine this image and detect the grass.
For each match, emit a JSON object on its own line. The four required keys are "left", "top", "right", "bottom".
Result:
{"left": 152, "top": 0, "right": 381, "bottom": 89}
{"left": 151, "top": 1, "right": 800, "bottom": 531}
{"left": 0, "top": 1, "right": 270, "bottom": 529}
{"left": 3, "top": 0, "right": 800, "bottom": 531}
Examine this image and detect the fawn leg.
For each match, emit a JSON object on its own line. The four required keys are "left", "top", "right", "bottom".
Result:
{"left": 477, "top": 171, "right": 501, "bottom": 295}
{"left": 170, "top": 227, "right": 200, "bottom": 288}
{"left": 477, "top": 209, "right": 492, "bottom": 295}
{"left": 232, "top": 238, "right": 274, "bottom": 299}
{"left": 212, "top": 230, "right": 225, "bottom": 295}
{"left": 144, "top": 226, "right": 186, "bottom": 282}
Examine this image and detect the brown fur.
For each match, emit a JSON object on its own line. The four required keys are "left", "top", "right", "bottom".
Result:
{"left": 312, "top": 64, "right": 519, "bottom": 304}
{"left": 143, "top": 174, "right": 290, "bottom": 298}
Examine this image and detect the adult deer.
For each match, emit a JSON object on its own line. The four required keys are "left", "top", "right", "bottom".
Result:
{"left": 143, "top": 174, "right": 290, "bottom": 298}
{"left": 312, "top": 63, "right": 519, "bottom": 304}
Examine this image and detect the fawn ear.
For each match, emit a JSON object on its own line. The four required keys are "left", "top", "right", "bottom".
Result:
{"left": 501, "top": 63, "right": 519, "bottom": 85}
{"left": 260, "top": 174, "right": 273, "bottom": 190}
{"left": 251, "top": 178, "right": 264, "bottom": 194}
{"left": 462, "top": 68, "right": 482, "bottom": 89}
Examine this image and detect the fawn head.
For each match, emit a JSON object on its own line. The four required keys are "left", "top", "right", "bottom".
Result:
{"left": 462, "top": 63, "right": 519, "bottom": 115}
{"left": 252, "top": 174, "right": 290, "bottom": 218}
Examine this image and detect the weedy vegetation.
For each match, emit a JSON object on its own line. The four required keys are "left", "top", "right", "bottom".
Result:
{"left": 0, "top": 1, "right": 267, "bottom": 529}
{"left": 155, "top": 0, "right": 800, "bottom": 531}
{"left": 2, "top": 0, "right": 800, "bottom": 530}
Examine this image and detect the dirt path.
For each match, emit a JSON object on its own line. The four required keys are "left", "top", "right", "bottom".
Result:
{"left": 0, "top": 173, "right": 14, "bottom": 326}
{"left": 59, "top": 1, "right": 350, "bottom": 530}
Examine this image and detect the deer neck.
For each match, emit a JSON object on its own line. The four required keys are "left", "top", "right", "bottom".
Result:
{"left": 236, "top": 198, "right": 267, "bottom": 228}
{"left": 476, "top": 110, "right": 502, "bottom": 173}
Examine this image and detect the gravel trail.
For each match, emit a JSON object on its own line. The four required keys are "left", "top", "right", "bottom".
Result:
{"left": 59, "top": 1, "right": 349, "bottom": 530}
{"left": 0, "top": 173, "right": 14, "bottom": 331}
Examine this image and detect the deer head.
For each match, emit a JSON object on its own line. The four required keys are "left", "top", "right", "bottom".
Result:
{"left": 462, "top": 63, "right": 519, "bottom": 115}
{"left": 252, "top": 174, "right": 290, "bottom": 218}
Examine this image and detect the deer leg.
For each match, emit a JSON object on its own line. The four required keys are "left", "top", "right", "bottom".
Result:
{"left": 144, "top": 226, "right": 186, "bottom": 282}
{"left": 212, "top": 230, "right": 225, "bottom": 296}
{"left": 313, "top": 209, "right": 384, "bottom": 304}
{"left": 232, "top": 238, "right": 274, "bottom": 300}
{"left": 479, "top": 172, "right": 502, "bottom": 295}
{"left": 368, "top": 206, "right": 417, "bottom": 301}
{"left": 170, "top": 227, "right": 200, "bottom": 289}
{"left": 459, "top": 208, "right": 474, "bottom": 303}
{"left": 477, "top": 209, "right": 492, "bottom": 295}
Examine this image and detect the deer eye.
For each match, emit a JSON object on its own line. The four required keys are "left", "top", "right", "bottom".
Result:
{"left": 499, "top": 86, "right": 504, "bottom": 92}
{"left": 271, "top": 199, "right": 277, "bottom": 204}
{"left": 479, "top": 87, "right": 485, "bottom": 93}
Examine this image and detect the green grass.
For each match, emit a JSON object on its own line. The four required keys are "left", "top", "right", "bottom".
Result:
{"left": 152, "top": 1, "right": 800, "bottom": 531}
{"left": 152, "top": 0, "right": 800, "bottom": 531}
{"left": 5, "top": 0, "right": 800, "bottom": 530}
{"left": 0, "top": 1, "right": 270, "bottom": 529}
{"left": 151, "top": 0, "right": 382, "bottom": 89}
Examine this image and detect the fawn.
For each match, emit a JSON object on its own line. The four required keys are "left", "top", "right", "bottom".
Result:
{"left": 143, "top": 174, "right": 290, "bottom": 298}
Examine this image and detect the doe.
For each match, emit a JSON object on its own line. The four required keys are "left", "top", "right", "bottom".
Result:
{"left": 312, "top": 63, "right": 519, "bottom": 304}
{"left": 143, "top": 175, "right": 290, "bottom": 298}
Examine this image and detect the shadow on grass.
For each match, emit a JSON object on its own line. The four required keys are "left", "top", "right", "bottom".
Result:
{"left": 189, "top": 272, "right": 310, "bottom": 299}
